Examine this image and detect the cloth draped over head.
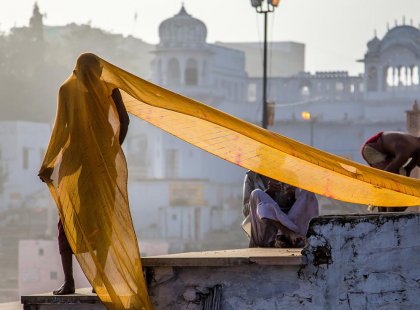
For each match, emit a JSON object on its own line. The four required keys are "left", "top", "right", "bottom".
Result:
{"left": 40, "top": 53, "right": 420, "bottom": 309}
{"left": 39, "top": 53, "right": 152, "bottom": 309}
{"left": 362, "top": 144, "right": 387, "bottom": 165}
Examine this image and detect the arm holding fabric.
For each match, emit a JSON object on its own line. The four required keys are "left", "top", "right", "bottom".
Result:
{"left": 111, "top": 88, "right": 129, "bottom": 145}
{"left": 39, "top": 86, "right": 69, "bottom": 183}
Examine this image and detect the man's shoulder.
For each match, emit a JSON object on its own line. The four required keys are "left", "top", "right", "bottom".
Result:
{"left": 59, "top": 76, "right": 77, "bottom": 94}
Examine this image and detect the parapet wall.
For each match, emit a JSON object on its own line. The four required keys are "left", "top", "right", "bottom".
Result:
{"left": 302, "top": 213, "right": 420, "bottom": 309}
{"left": 145, "top": 213, "right": 420, "bottom": 309}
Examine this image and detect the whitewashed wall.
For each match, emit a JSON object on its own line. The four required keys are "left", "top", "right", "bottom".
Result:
{"left": 146, "top": 213, "right": 420, "bottom": 309}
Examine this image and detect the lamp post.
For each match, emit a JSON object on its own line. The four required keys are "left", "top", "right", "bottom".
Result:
{"left": 301, "top": 111, "right": 316, "bottom": 147}
{"left": 249, "top": 0, "right": 280, "bottom": 129}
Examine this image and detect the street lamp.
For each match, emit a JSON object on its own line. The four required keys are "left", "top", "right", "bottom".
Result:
{"left": 301, "top": 111, "right": 316, "bottom": 147}
{"left": 249, "top": 0, "right": 281, "bottom": 129}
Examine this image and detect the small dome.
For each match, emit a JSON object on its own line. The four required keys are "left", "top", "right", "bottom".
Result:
{"left": 366, "top": 36, "right": 381, "bottom": 54}
{"left": 158, "top": 5, "right": 207, "bottom": 48}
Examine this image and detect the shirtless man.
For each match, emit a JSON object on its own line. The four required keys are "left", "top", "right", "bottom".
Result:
{"left": 361, "top": 131, "right": 420, "bottom": 211}
{"left": 362, "top": 131, "right": 420, "bottom": 175}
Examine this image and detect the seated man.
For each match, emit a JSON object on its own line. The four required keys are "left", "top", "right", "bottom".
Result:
{"left": 361, "top": 131, "right": 420, "bottom": 212}
{"left": 242, "top": 170, "right": 319, "bottom": 248}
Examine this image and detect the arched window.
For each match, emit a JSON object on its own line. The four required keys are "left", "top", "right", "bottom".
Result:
{"left": 367, "top": 66, "right": 378, "bottom": 91}
{"left": 393, "top": 67, "right": 399, "bottom": 86}
{"left": 413, "top": 66, "right": 419, "bottom": 85}
{"left": 185, "top": 58, "right": 198, "bottom": 86}
{"left": 386, "top": 66, "right": 394, "bottom": 87}
{"left": 335, "top": 82, "right": 344, "bottom": 91}
{"left": 300, "top": 85, "right": 310, "bottom": 97}
{"left": 167, "top": 58, "right": 180, "bottom": 86}
{"left": 299, "top": 80, "right": 311, "bottom": 98}
{"left": 248, "top": 83, "right": 257, "bottom": 102}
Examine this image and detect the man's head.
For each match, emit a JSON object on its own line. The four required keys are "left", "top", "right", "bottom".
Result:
{"left": 75, "top": 53, "right": 103, "bottom": 85}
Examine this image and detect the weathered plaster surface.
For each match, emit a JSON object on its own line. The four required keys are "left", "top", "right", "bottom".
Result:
{"left": 147, "top": 213, "right": 420, "bottom": 309}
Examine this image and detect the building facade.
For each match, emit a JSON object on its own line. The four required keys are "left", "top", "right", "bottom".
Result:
{"left": 0, "top": 121, "right": 51, "bottom": 210}
{"left": 2, "top": 5, "right": 420, "bottom": 253}
{"left": 122, "top": 9, "right": 420, "bottom": 250}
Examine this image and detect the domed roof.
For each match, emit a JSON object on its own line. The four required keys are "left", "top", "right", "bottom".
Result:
{"left": 158, "top": 5, "right": 207, "bottom": 48}
{"left": 364, "top": 25, "right": 420, "bottom": 59}
{"left": 382, "top": 25, "right": 420, "bottom": 43}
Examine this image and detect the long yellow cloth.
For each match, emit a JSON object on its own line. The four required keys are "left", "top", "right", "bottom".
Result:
{"left": 39, "top": 54, "right": 152, "bottom": 309}
{"left": 40, "top": 53, "right": 420, "bottom": 309}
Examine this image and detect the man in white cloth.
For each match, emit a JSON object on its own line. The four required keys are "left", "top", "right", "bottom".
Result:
{"left": 242, "top": 171, "right": 319, "bottom": 248}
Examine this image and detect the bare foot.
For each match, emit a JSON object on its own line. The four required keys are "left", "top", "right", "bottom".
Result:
{"left": 53, "top": 280, "right": 75, "bottom": 295}
{"left": 289, "top": 234, "right": 305, "bottom": 248}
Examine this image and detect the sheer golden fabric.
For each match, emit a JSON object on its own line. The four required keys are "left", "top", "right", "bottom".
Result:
{"left": 40, "top": 53, "right": 420, "bottom": 308}
{"left": 39, "top": 54, "right": 152, "bottom": 309}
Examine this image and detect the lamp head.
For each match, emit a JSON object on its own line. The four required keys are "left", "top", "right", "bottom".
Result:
{"left": 268, "top": 0, "right": 281, "bottom": 7}
{"left": 301, "top": 111, "right": 311, "bottom": 121}
{"left": 250, "top": 0, "right": 263, "bottom": 8}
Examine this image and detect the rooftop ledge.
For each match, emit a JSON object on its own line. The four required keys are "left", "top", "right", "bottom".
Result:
{"left": 142, "top": 247, "right": 304, "bottom": 267}
{"left": 21, "top": 248, "right": 303, "bottom": 308}
{"left": 21, "top": 288, "right": 101, "bottom": 309}
{"left": 21, "top": 214, "right": 420, "bottom": 309}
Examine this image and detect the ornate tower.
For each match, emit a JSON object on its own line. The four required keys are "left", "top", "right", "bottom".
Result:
{"left": 152, "top": 5, "right": 212, "bottom": 100}
{"left": 29, "top": 2, "right": 44, "bottom": 41}
{"left": 361, "top": 25, "right": 420, "bottom": 97}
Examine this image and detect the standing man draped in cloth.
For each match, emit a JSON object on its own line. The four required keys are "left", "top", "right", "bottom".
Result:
{"left": 38, "top": 54, "right": 129, "bottom": 295}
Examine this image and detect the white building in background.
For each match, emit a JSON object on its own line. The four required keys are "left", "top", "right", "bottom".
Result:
{"left": 5, "top": 6, "right": 420, "bottom": 253}
{"left": 138, "top": 6, "right": 420, "bottom": 167}
{"left": 18, "top": 240, "right": 89, "bottom": 296}
{"left": 125, "top": 6, "right": 252, "bottom": 249}
{"left": 122, "top": 8, "right": 420, "bottom": 249}
{"left": 216, "top": 41, "right": 305, "bottom": 78}
{"left": 265, "top": 24, "right": 420, "bottom": 161}
{"left": 128, "top": 177, "right": 240, "bottom": 251}
{"left": 0, "top": 121, "right": 51, "bottom": 210}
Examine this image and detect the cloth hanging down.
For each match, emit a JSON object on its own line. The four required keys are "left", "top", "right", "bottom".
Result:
{"left": 39, "top": 54, "right": 152, "bottom": 309}
{"left": 39, "top": 53, "right": 420, "bottom": 309}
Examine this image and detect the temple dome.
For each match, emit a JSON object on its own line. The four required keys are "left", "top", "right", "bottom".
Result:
{"left": 382, "top": 25, "right": 420, "bottom": 43}
{"left": 158, "top": 5, "right": 207, "bottom": 48}
{"left": 380, "top": 25, "right": 420, "bottom": 53}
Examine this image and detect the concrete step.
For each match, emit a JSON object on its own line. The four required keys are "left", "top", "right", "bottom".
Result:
{"left": 21, "top": 288, "right": 104, "bottom": 310}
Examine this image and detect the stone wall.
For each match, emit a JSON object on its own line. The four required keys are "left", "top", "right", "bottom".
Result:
{"left": 146, "top": 213, "right": 420, "bottom": 309}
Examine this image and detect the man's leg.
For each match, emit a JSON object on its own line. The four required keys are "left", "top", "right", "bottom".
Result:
{"left": 54, "top": 218, "right": 75, "bottom": 295}
{"left": 248, "top": 189, "right": 279, "bottom": 247}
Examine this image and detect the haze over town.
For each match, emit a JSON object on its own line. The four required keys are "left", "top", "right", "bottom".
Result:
{"left": 0, "top": 0, "right": 420, "bottom": 305}
{"left": 1, "top": 0, "right": 420, "bottom": 74}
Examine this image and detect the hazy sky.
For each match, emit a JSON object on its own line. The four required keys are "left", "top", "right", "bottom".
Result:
{"left": 2, "top": 0, "right": 420, "bottom": 74}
